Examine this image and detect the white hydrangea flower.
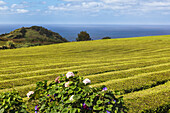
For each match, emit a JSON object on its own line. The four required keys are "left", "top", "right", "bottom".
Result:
{"left": 26, "top": 91, "right": 34, "bottom": 98}
{"left": 65, "top": 81, "right": 70, "bottom": 87}
{"left": 69, "top": 95, "right": 74, "bottom": 101}
{"left": 83, "top": 78, "right": 91, "bottom": 85}
{"left": 66, "top": 72, "right": 75, "bottom": 78}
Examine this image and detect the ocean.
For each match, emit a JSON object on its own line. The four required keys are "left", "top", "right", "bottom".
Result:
{"left": 0, "top": 24, "right": 170, "bottom": 41}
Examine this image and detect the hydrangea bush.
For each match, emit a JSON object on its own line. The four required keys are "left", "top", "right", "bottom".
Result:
{"left": 29, "top": 72, "right": 127, "bottom": 113}
{"left": 0, "top": 91, "right": 28, "bottom": 113}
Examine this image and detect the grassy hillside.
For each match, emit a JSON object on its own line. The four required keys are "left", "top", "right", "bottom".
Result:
{"left": 0, "top": 26, "right": 68, "bottom": 47}
{"left": 0, "top": 35, "right": 170, "bottom": 112}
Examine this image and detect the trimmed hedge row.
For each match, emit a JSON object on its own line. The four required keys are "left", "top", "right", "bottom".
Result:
{"left": 141, "top": 104, "right": 170, "bottom": 113}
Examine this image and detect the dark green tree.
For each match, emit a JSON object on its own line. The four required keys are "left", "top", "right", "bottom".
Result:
{"left": 6, "top": 40, "right": 16, "bottom": 49}
{"left": 20, "top": 27, "right": 27, "bottom": 37}
{"left": 102, "top": 37, "right": 111, "bottom": 39}
{"left": 76, "top": 31, "right": 91, "bottom": 41}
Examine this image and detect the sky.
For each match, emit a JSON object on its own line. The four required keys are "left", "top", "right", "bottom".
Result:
{"left": 0, "top": 0, "right": 170, "bottom": 24}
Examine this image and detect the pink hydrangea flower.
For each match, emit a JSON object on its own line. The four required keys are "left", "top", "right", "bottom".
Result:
{"left": 66, "top": 72, "right": 75, "bottom": 78}
{"left": 55, "top": 76, "right": 60, "bottom": 83}
{"left": 83, "top": 78, "right": 91, "bottom": 85}
{"left": 27, "top": 91, "right": 34, "bottom": 98}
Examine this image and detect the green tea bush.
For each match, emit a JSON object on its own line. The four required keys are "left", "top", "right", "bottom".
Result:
{"left": 29, "top": 72, "right": 127, "bottom": 113}
{"left": 0, "top": 91, "right": 28, "bottom": 113}
{"left": 141, "top": 104, "right": 170, "bottom": 113}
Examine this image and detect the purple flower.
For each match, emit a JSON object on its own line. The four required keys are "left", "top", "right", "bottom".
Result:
{"left": 63, "top": 74, "right": 65, "bottom": 76}
{"left": 47, "top": 94, "right": 50, "bottom": 96}
{"left": 89, "top": 107, "right": 92, "bottom": 110}
{"left": 108, "top": 102, "right": 110, "bottom": 104}
{"left": 113, "top": 100, "right": 116, "bottom": 103}
{"left": 35, "top": 105, "right": 38, "bottom": 110}
{"left": 83, "top": 103, "right": 88, "bottom": 109}
{"left": 54, "top": 94, "right": 57, "bottom": 97}
{"left": 102, "top": 87, "right": 107, "bottom": 91}
{"left": 35, "top": 105, "right": 39, "bottom": 113}
{"left": 106, "top": 110, "right": 111, "bottom": 113}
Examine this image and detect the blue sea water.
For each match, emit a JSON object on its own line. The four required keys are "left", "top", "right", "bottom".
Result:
{"left": 0, "top": 24, "right": 170, "bottom": 41}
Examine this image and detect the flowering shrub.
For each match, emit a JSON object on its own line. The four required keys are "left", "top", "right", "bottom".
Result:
{"left": 27, "top": 91, "right": 34, "bottom": 98}
{"left": 66, "top": 72, "right": 75, "bottom": 78}
{"left": 0, "top": 91, "right": 28, "bottom": 113}
{"left": 29, "top": 72, "right": 127, "bottom": 113}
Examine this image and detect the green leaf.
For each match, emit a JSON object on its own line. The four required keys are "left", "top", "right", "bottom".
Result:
{"left": 106, "top": 108, "right": 112, "bottom": 111}
{"left": 115, "top": 91, "right": 121, "bottom": 95}
{"left": 85, "top": 101, "right": 92, "bottom": 106}
{"left": 104, "top": 99, "right": 110, "bottom": 103}
{"left": 93, "top": 105, "right": 102, "bottom": 111}
{"left": 69, "top": 81, "right": 73, "bottom": 85}
{"left": 40, "top": 104, "right": 46, "bottom": 111}
{"left": 70, "top": 86, "right": 76, "bottom": 90}
{"left": 107, "top": 105, "right": 113, "bottom": 109}
{"left": 61, "top": 108, "right": 69, "bottom": 113}
{"left": 111, "top": 100, "right": 116, "bottom": 104}
{"left": 20, "top": 108, "right": 27, "bottom": 113}
{"left": 68, "top": 90, "right": 73, "bottom": 94}
{"left": 73, "top": 95, "right": 81, "bottom": 101}
{"left": 58, "top": 94, "right": 62, "bottom": 98}
{"left": 105, "top": 94, "right": 113, "bottom": 99}
{"left": 0, "top": 108, "right": 4, "bottom": 113}
{"left": 97, "top": 100, "right": 103, "bottom": 105}
{"left": 70, "top": 108, "right": 77, "bottom": 113}
{"left": 4, "top": 105, "right": 9, "bottom": 109}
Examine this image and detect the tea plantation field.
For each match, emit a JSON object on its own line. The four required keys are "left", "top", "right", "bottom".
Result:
{"left": 0, "top": 35, "right": 170, "bottom": 112}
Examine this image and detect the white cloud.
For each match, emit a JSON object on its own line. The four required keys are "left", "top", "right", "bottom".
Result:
{"left": 2, "top": 0, "right": 170, "bottom": 16}
{"left": 11, "top": 4, "right": 17, "bottom": 8}
{"left": 0, "top": 1, "right": 6, "bottom": 5}
{"left": 11, "top": 4, "right": 27, "bottom": 8}
{"left": 102, "top": 0, "right": 136, "bottom": 3}
{"left": 48, "top": 1, "right": 132, "bottom": 13}
{"left": 82, "top": 2, "right": 104, "bottom": 8}
{"left": 63, "top": 0, "right": 84, "bottom": 1}
{"left": 48, "top": 5, "right": 72, "bottom": 11}
{"left": 16, "top": 9, "right": 29, "bottom": 13}
{"left": 0, "top": 6, "right": 8, "bottom": 10}
{"left": 139, "top": 1, "right": 170, "bottom": 12}
{"left": 143, "top": 2, "right": 170, "bottom": 7}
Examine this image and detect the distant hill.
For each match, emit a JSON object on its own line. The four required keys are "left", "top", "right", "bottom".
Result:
{"left": 0, "top": 26, "right": 68, "bottom": 46}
